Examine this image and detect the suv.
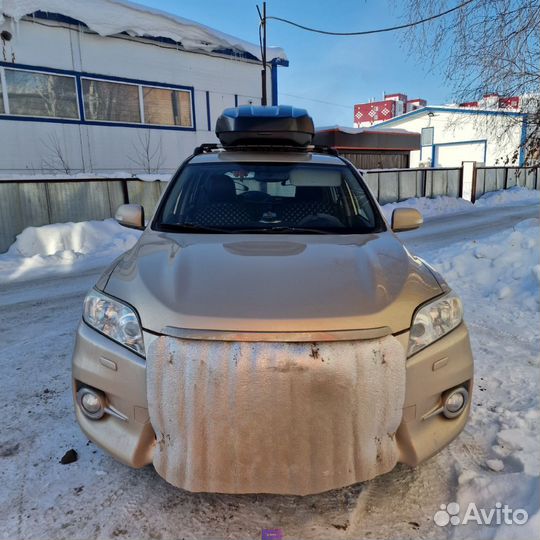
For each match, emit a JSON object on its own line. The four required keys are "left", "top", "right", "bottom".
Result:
{"left": 72, "top": 106, "right": 473, "bottom": 495}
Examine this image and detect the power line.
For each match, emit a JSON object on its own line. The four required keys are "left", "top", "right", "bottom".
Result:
{"left": 266, "top": 0, "right": 476, "bottom": 36}
{"left": 280, "top": 93, "right": 353, "bottom": 109}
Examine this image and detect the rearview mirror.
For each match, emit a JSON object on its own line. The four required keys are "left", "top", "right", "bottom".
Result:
{"left": 115, "top": 204, "right": 145, "bottom": 230}
{"left": 391, "top": 208, "right": 423, "bottom": 232}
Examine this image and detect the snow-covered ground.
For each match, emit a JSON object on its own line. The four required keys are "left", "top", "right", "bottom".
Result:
{"left": 380, "top": 186, "right": 540, "bottom": 221}
{"left": 0, "top": 193, "right": 538, "bottom": 539}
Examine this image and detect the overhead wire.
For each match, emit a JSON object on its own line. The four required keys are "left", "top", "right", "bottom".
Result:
{"left": 264, "top": 0, "right": 476, "bottom": 36}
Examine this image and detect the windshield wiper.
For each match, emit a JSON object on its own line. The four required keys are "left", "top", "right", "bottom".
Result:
{"left": 232, "top": 226, "right": 332, "bottom": 235}
{"left": 159, "top": 223, "right": 234, "bottom": 234}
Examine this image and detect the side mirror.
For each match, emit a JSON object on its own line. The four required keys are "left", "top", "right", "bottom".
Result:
{"left": 115, "top": 204, "right": 145, "bottom": 230}
{"left": 391, "top": 208, "right": 423, "bottom": 232}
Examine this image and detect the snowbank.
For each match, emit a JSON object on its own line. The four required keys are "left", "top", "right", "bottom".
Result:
{"left": 431, "top": 217, "right": 540, "bottom": 313}
{"left": 419, "top": 217, "right": 540, "bottom": 539}
{"left": 0, "top": 0, "right": 286, "bottom": 62}
{"left": 381, "top": 196, "right": 473, "bottom": 221}
{"left": 0, "top": 219, "right": 141, "bottom": 283}
{"left": 381, "top": 187, "right": 540, "bottom": 222}
{"left": 475, "top": 186, "right": 540, "bottom": 208}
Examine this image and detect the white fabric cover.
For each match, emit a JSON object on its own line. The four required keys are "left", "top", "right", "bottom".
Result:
{"left": 147, "top": 336, "right": 406, "bottom": 495}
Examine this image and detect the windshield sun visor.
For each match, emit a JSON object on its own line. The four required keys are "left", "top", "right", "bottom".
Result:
{"left": 289, "top": 167, "right": 342, "bottom": 187}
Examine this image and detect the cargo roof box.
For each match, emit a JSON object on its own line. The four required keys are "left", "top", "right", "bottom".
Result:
{"left": 215, "top": 105, "right": 314, "bottom": 147}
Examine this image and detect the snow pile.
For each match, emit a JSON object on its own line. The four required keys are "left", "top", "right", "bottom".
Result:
{"left": 381, "top": 187, "right": 539, "bottom": 221}
{"left": 0, "top": 219, "right": 141, "bottom": 283}
{"left": 431, "top": 218, "right": 540, "bottom": 312}
{"left": 381, "top": 195, "right": 473, "bottom": 221}
{"left": 475, "top": 186, "right": 540, "bottom": 208}
{"left": 0, "top": 0, "right": 286, "bottom": 62}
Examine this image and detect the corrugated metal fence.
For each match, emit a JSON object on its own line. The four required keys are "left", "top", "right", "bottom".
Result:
{"left": 473, "top": 166, "right": 539, "bottom": 201}
{"left": 0, "top": 165, "right": 538, "bottom": 253}
{"left": 363, "top": 167, "right": 463, "bottom": 205}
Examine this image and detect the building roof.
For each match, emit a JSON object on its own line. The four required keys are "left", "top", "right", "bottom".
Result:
{"left": 0, "top": 0, "right": 287, "bottom": 63}
{"left": 313, "top": 126, "right": 420, "bottom": 151}
{"left": 375, "top": 105, "right": 526, "bottom": 127}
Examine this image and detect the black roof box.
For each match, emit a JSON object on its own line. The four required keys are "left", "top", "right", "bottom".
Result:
{"left": 215, "top": 105, "right": 314, "bottom": 147}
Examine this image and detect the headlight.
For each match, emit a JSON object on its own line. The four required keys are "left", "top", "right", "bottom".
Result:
{"left": 83, "top": 289, "right": 145, "bottom": 356}
{"left": 408, "top": 292, "right": 463, "bottom": 356}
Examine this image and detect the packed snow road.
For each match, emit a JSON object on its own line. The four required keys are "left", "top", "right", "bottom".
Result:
{"left": 0, "top": 201, "right": 538, "bottom": 540}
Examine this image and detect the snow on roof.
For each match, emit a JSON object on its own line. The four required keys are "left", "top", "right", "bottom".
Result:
{"left": 0, "top": 0, "right": 287, "bottom": 63}
{"left": 316, "top": 125, "right": 419, "bottom": 136}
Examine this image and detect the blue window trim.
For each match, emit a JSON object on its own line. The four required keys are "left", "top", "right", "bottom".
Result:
{"left": 271, "top": 61, "right": 279, "bottom": 106}
{"left": 432, "top": 139, "right": 488, "bottom": 166}
{"left": 518, "top": 117, "right": 528, "bottom": 166}
{"left": 0, "top": 61, "right": 197, "bottom": 131}
{"left": 205, "top": 91, "right": 211, "bottom": 131}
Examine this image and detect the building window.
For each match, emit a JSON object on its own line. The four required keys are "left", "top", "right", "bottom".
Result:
{"left": 0, "top": 65, "right": 195, "bottom": 129}
{"left": 421, "top": 127, "right": 434, "bottom": 146}
{"left": 143, "top": 86, "right": 193, "bottom": 127}
{"left": 82, "top": 79, "right": 141, "bottom": 123}
{"left": 4, "top": 69, "right": 78, "bottom": 118}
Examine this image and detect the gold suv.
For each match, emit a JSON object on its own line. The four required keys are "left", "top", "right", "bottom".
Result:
{"left": 72, "top": 106, "right": 473, "bottom": 495}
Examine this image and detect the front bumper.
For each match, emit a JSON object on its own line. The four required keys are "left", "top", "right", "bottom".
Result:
{"left": 72, "top": 321, "right": 473, "bottom": 471}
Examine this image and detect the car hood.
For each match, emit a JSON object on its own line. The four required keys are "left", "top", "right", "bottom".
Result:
{"left": 104, "top": 230, "right": 442, "bottom": 335}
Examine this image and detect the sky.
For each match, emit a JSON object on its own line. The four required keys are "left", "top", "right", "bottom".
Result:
{"left": 143, "top": 0, "right": 453, "bottom": 127}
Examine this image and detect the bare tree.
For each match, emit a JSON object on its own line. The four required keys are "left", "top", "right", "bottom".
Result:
{"left": 399, "top": 0, "right": 540, "bottom": 165}
{"left": 40, "top": 132, "right": 72, "bottom": 174}
{"left": 128, "top": 129, "right": 165, "bottom": 174}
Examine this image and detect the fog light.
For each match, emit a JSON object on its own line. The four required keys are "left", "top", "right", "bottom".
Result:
{"left": 442, "top": 387, "right": 468, "bottom": 418}
{"left": 77, "top": 387, "right": 106, "bottom": 420}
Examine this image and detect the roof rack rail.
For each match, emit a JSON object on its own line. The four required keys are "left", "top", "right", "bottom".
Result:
{"left": 193, "top": 143, "right": 340, "bottom": 156}
{"left": 193, "top": 143, "right": 221, "bottom": 155}
{"left": 312, "top": 145, "right": 340, "bottom": 156}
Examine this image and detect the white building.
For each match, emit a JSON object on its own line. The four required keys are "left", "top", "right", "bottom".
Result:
{"left": 374, "top": 106, "right": 527, "bottom": 168}
{"left": 0, "top": 0, "right": 288, "bottom": 175}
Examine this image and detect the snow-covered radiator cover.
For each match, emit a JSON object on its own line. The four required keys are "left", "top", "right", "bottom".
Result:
{"left": 147, "top": 336, "right": 406, "bottom": 495}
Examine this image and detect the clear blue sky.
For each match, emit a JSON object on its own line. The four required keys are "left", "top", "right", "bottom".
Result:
{"left": 144, "top": 0, "right": 451, "bottom": 127}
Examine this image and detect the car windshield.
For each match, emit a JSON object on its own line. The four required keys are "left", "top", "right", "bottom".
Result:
{"left": 154, "top": 162, "right": 385, "bottom": 234}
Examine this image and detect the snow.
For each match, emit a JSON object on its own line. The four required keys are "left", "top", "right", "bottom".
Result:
{"left": 0, "top": 171, "right": 172, "bottom": 182}
{"left": 433, "top": 218, "right": 540, "bottom": 313}
{"left": 0, "top": 219, "right": 141, "bottom": 283}
{"left": 380, "top": 186, "right": 540, "bottom": 221}
{"left": 475, "top": 186, "right": 540, "bottom": 207}
{"left": 0, "top": 0, "right": 286, "bottom": 62}
{"left": 316, "top": 125, "right": 417, "bottom": 135}
{"left": 382, "top": 195, "right": 474, "bottom": 220}
{"left": 0, "top": 201, "right": 538, "bottom": 538}
{"left": 486, "top": 459, "right": 505, "bottom": 472}
{"left": 421, "top": 216, "right": 540, "bottom": 540}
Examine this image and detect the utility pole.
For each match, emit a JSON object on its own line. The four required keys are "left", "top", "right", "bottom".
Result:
{"left": 258, "top": 2, "right": 268, "bottom": 106}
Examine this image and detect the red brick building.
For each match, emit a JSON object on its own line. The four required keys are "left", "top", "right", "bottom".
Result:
{"left": 354, "top": 93, "right": 427, "bottom": 127}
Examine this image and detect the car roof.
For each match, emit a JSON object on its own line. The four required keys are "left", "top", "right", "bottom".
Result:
{"left": 188, "top": 150, "right": 345, "bottom": 166}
